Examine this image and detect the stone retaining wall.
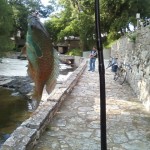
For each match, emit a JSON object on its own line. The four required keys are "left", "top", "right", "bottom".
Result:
{"left": 1, "top": 59, "right": 87, "bottom": 150}
{"left": 111, "top": 26, "right": 150, "bottom": 111}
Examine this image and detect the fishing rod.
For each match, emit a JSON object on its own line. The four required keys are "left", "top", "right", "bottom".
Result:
{"left": 95, "top": 0, "right": 107, "bottom": 149}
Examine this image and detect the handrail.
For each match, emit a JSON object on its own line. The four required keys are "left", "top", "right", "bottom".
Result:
{"left": 138, "top": 18, "right": 150, "bottom": 29}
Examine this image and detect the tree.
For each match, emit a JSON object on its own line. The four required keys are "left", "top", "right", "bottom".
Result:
{"left": 0, "top": 0, "right": 57, "bottom": 54}
{"left": 45, "top": 0, "right": 96, "bottom": 51}
{"left": 5, "top": 0, "right": 55, "bottom": 52}
{"left": 39, "top": 0, "right": 150, "bottom": 50}
{"left": 9, "top": 0, "right": 55, "bottom": 38}
{"left": 0, "top": 0, "right": 14, "bottom": 54}
{"left": 100, "top": 0, "right": 150, "bottom": 42}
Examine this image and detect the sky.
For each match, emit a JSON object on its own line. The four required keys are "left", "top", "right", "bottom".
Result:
{"left": 40, "top": 0, "right": 60, "bottom": 23}
{"left": 40, "top": 0, "right": 52, "bottom": 22}
{"left": 41, "top": 0, "right": 49, "bottom": 6}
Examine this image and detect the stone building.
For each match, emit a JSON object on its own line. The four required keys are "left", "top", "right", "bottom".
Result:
{"left": 56, "top": 36, "right": 80, "bottom": 54}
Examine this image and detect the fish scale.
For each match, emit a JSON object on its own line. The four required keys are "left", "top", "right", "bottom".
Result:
{"left": 26, "top": 14, "right": 59, "bottom": 110}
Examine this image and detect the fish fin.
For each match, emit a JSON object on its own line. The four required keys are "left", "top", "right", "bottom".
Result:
{"left": 30, "top": 24, "right": 44, "bottom": 58}
{"left": 32, "top": 37, "right": 43, "bottom": 57}
{"left": 27, "top": 61, "right": 36, "bottom": 81}
{"left": 46, "top": 49, "right": 60, "bottom": 94}
{"left": 46, "top": 79, "right": 57, "bottom": 94}
{"left": 33, "top": 42, "right": 43, "bottom": 57}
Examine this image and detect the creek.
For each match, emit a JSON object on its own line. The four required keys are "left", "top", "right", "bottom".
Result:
{"left": 0, "top": 58, "right": 75, "bottom": 147}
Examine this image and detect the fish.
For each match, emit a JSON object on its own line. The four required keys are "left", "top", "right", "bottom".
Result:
{"left": 26, "top": 13, "right": 59, "bottom": 110}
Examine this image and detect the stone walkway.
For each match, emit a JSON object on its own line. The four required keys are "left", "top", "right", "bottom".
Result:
{"left": 34, "top": 60, "right": 150, "bottom": 150}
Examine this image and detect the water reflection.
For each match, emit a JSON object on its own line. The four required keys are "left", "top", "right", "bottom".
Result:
{"left": 0, "top": 88, "right": 31, "bottom": 147}
{"left": 59, "top": 64, "right": 75, "bottom": 75}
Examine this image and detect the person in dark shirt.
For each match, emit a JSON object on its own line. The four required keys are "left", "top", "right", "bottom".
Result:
{"left": 88, "top": 46, "right": 97, "bottom": 72}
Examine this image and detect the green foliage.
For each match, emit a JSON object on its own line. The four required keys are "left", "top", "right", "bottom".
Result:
{"left": 0, "top": 41, "right": 15, "bottom": 57}
{"left": 107, "top": 31, "right": 121, "bottom": 43}
{"left": 1, "top": 0, "right": 149, "bottom": 55}
{"left": 104, "top": 40, "right": 117, "bottom": 49}
{"left": 0, "top": 0, "right": 14, "bottom": 33}
{"left": 9, "top": 0, "right": 55, "bottom": 37}
{"left": 127, "top": 32, "right": 137, "bottom": 43}
{"left": 45, "top": 0, "right": 150, "bottom": 51}
{"left": 45, "top": 0, "right": 80, "bottom": 42}
{"left": 45, "top": 0, "right": 96, "bottom": 51}
{"left": 100, "top": 0, "right": 150, "bottom": 35}
{"left": 0, "top": 0, "right": 55, "bottom": 55}
{"left": 67, "top": 48, "right": 82, "bottom": 56}
{"left": 0, "top": 0, "right": 14, "bottom": 54}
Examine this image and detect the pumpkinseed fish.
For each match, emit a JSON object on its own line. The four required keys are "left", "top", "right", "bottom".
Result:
{"left": 26, "top": 13, "right": 59, "bottom": 110}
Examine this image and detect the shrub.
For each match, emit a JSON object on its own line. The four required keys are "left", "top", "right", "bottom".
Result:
{"left": 67, "top": 48, "right": 82, "bottom": 56}
{"left": 127, "top": 32, "right": 137, "bottom": 43}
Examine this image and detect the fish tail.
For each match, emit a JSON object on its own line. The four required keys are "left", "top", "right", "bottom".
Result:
{"left": 32, "top": 81, "right": 45, "bottom": 101}
{"left": 46, "top": 79, "right": 57, "bottom": 94}
{"left": 29, "top": 84, "right": 44, "bottom": 111}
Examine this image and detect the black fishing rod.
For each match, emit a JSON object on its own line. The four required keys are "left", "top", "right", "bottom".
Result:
{"left": 95, "top": 0, "right": 107, "bottom": 150}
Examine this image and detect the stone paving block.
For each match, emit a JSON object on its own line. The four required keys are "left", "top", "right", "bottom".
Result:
{"left": 1, "top": 126, "right": 36, "bottom": 150}
{"left": 34, "top": 60, "right": 150, "bottom": 150}
{"left": 21, "top": 101, "right": 57, "bottom": 130}
{"left": 47, "top": 88, "right": 67, "bottom": 102}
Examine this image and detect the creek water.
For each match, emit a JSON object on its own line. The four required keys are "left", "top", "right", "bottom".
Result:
{"left": 0, "top": 58, "right": 75, "bottom": 147}
{"left": 0, "top": 88, "right": 31, "bottom": 147}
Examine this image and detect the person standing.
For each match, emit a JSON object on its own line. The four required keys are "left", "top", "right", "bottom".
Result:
{"left": 88, "top": 46, "right": 97, "bottom": 72}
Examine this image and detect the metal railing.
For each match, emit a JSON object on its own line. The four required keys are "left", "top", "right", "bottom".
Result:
{"left": 138, "top": 18, "right": 150, "bottom": 29}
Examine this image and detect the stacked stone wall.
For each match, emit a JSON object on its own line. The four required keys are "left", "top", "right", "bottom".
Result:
{"left": 111, "top": 26, "right": 150, "bottom": 111}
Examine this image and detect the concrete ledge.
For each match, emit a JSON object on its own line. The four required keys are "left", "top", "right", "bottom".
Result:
{"left": 1, "top": 59, "right": 87, "bottom": 150}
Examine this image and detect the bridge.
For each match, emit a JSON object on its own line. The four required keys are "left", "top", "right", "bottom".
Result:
{"left": 1, "top": 59, "right": 150, "bottom": 150}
